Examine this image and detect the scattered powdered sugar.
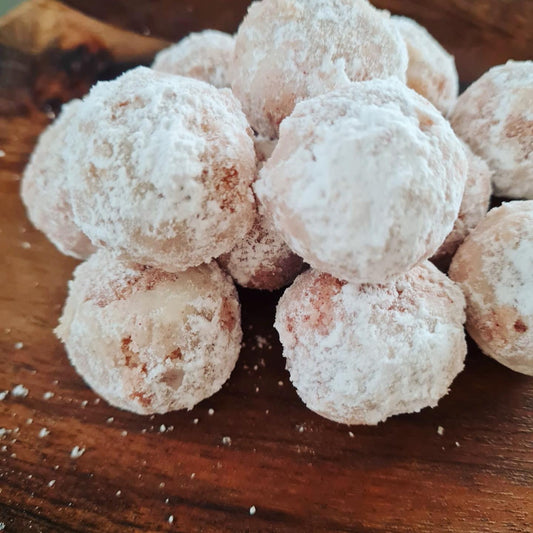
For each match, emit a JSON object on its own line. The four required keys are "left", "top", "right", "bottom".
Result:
{"left": 249, "top": 505, "right": 256, "bottom": 516}
{"left": 43, "top": 391, "right": 54, "bottom": 400}
{"left": 38, "top": 428, "right": 50, "bottom": 438}
{"left": 255, "top": 336, "right": 268, "bottom": 349}
{"left": 437, "top": 426, "right": 445, "bottom": 436}
{"left": 0, "top": 391, "right": 8, "bottom": 401}
{"left": 222, "top": 436, "right": 232, "bottom": 446}
{"left": 14, "top": 342, "right": 24, "bottom": 350}
{"left": 11, "top": 384, "right": 28, "bottom": 397}
{"left": 70, "top": 446, "right": 85, "bottom": 459}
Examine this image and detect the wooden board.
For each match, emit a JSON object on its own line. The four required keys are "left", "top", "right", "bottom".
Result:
{"left": 1, "top": 1, "right": 532, "bottom": 531}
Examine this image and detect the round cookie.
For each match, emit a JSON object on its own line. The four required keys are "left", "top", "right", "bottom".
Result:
{"left": 432, "top": 142, "right": 492, "bottom": 267}
{"left": 254, "top": 78, "right": 468, "bottom": 283}
{"left": 55, "top": 250, "right": 242, "bottom": 414}
{"left": 21, "top": 100, "right": 95, "bottom": 259}
{"left": 65, "top": 67, "right": 256, "bottom": 272}
{"left": 218, "top": 205, "right": 304, "bottom": 291}
{"left": 449, "top": 201, "right": 533, "bottom": 375}
{"left": 152, "top": 30, "right": 235, "bottom": 88}
{"left": 450, "top": 60, "right": 533, "bottom": 199}
{"left": 232, "top": 0, "right": 408, "bottom": 137}
{"left": 275, "top": 263, "right": 467, "bottom": 425}
{"left": 392, "top": 15, "right": 458, "bottom": 115}
{"left": 219, "top": 133, "right": 303, "bottom": 291}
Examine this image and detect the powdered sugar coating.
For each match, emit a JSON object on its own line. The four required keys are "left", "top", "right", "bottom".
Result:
{"left": 65, "top": 67, "right": 256, "bottom": 272}
{"left": 255, "top": 79, "right": 468, "bottom": 283}
{"left": 275, "top": 263, "right": 466, "bottom": 425}
{"left": 55, "top": 250, "right": 242, "bottom": 414}
{"left": 432, "top": 142, "right": 492, "bottom": 266}
{"left": 449, "top": 202, "right": 533, "bottom": 375}
{"left": 152, "top": 30, "right": 235, "bottom": 88}
{"left": 218, "top": 205, "right": 304, "bottom": 291}
{"left": 232, "top": 0, "right": 408, "bottom": 137}
{"left": 392, "top": 16, "right": 458, "bottom": 115}
{"left": 219, "top": 133, "right": 303, "bottom": 290}
{"left": 21, "top": 100, "right": 95, "bottom": 259}
{"left": 254, "top": 134, "right": 278, "bottom": 169}
{"left": 450, "top": 61, "right": 533, "bottom": 199}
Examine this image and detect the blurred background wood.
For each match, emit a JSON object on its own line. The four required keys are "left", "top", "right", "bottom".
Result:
{"left": 0, "top": 1, "right": 532, "bottom": 532}
{"left": 63, "top": 0, "right": 533, "bottom": 84}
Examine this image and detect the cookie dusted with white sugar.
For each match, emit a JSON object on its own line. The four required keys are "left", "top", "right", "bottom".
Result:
{"left": 65, "top": 67, "right": 256, "bottom": 272}
{"left": 21, "top": 100, "right": 95, "bottom": 260}
{"left": 392, "top": 15, "right": 458, "bottom": 115}
{"left": 255, "top": 78, "right": 468, "bottom": 284}
{"left": 232, "top": 0, "right": 408, "bottom": 137}
{"left": 219, "top": 133, "right": 304, "bottom": 291}
{"left": 450, "top": 60, "right": 533, "bottom": 199}
{"left": 152, "top": 30, "right": 235, "bottom": 88}
{"left": 449, "top": 202, "right": 533, "bottom": 375}
{"left": 275, "top": 263, "right": 467, "bottom": 425}
{"left": 55, "top": 250, "right": 242, "bottom": 414}
{"left": 432, "top": 142, "right": 492, "bottom": 267}
{"left": 218, "top": 205, "right": 304, "bottom": 291}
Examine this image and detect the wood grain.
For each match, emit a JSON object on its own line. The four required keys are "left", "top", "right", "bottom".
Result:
{"left": 62, "top": 0, "right": 533, "bottom": 84}
{"left": 1, "top": 1, "right": 532, "bottom": 532}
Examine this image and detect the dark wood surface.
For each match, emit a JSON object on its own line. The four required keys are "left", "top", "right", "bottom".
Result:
{"left": 1, "top": 1, "right": 532, "bottom": 532}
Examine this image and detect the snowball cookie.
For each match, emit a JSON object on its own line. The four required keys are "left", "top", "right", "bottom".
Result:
{"left": 55, "top": 250, "right": 242, "bottom": 414}
{"left": 450, "top": 61, "right": 533, "bottom": 199}
{"left": 21, "top": 100, "right": 95, "bottom": 259}
{"left": 432, "top": 142, "right": 492, "bottom": 265}
{"left": 152, "top": 30, "right": 234, "bottom": 88}
{"left": 449, "top": 202, "right": 533, "bottom": 375}
{"left": 65, "top": 67, "right": 256, "bottom": 272}
{"left": 255, "top": 79, "right": 468, "bottom": 283}
{"left": 232, "top": 0, "right": 408, "bottom": 137}
{"left": 392, "top": 16, "right": 458, "bottom": 115}
{"left": 218, "top": 205, "right": 304, "bottom": 291}
{"left": 275, "top": 263, "right": 467, "bottom": 425}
